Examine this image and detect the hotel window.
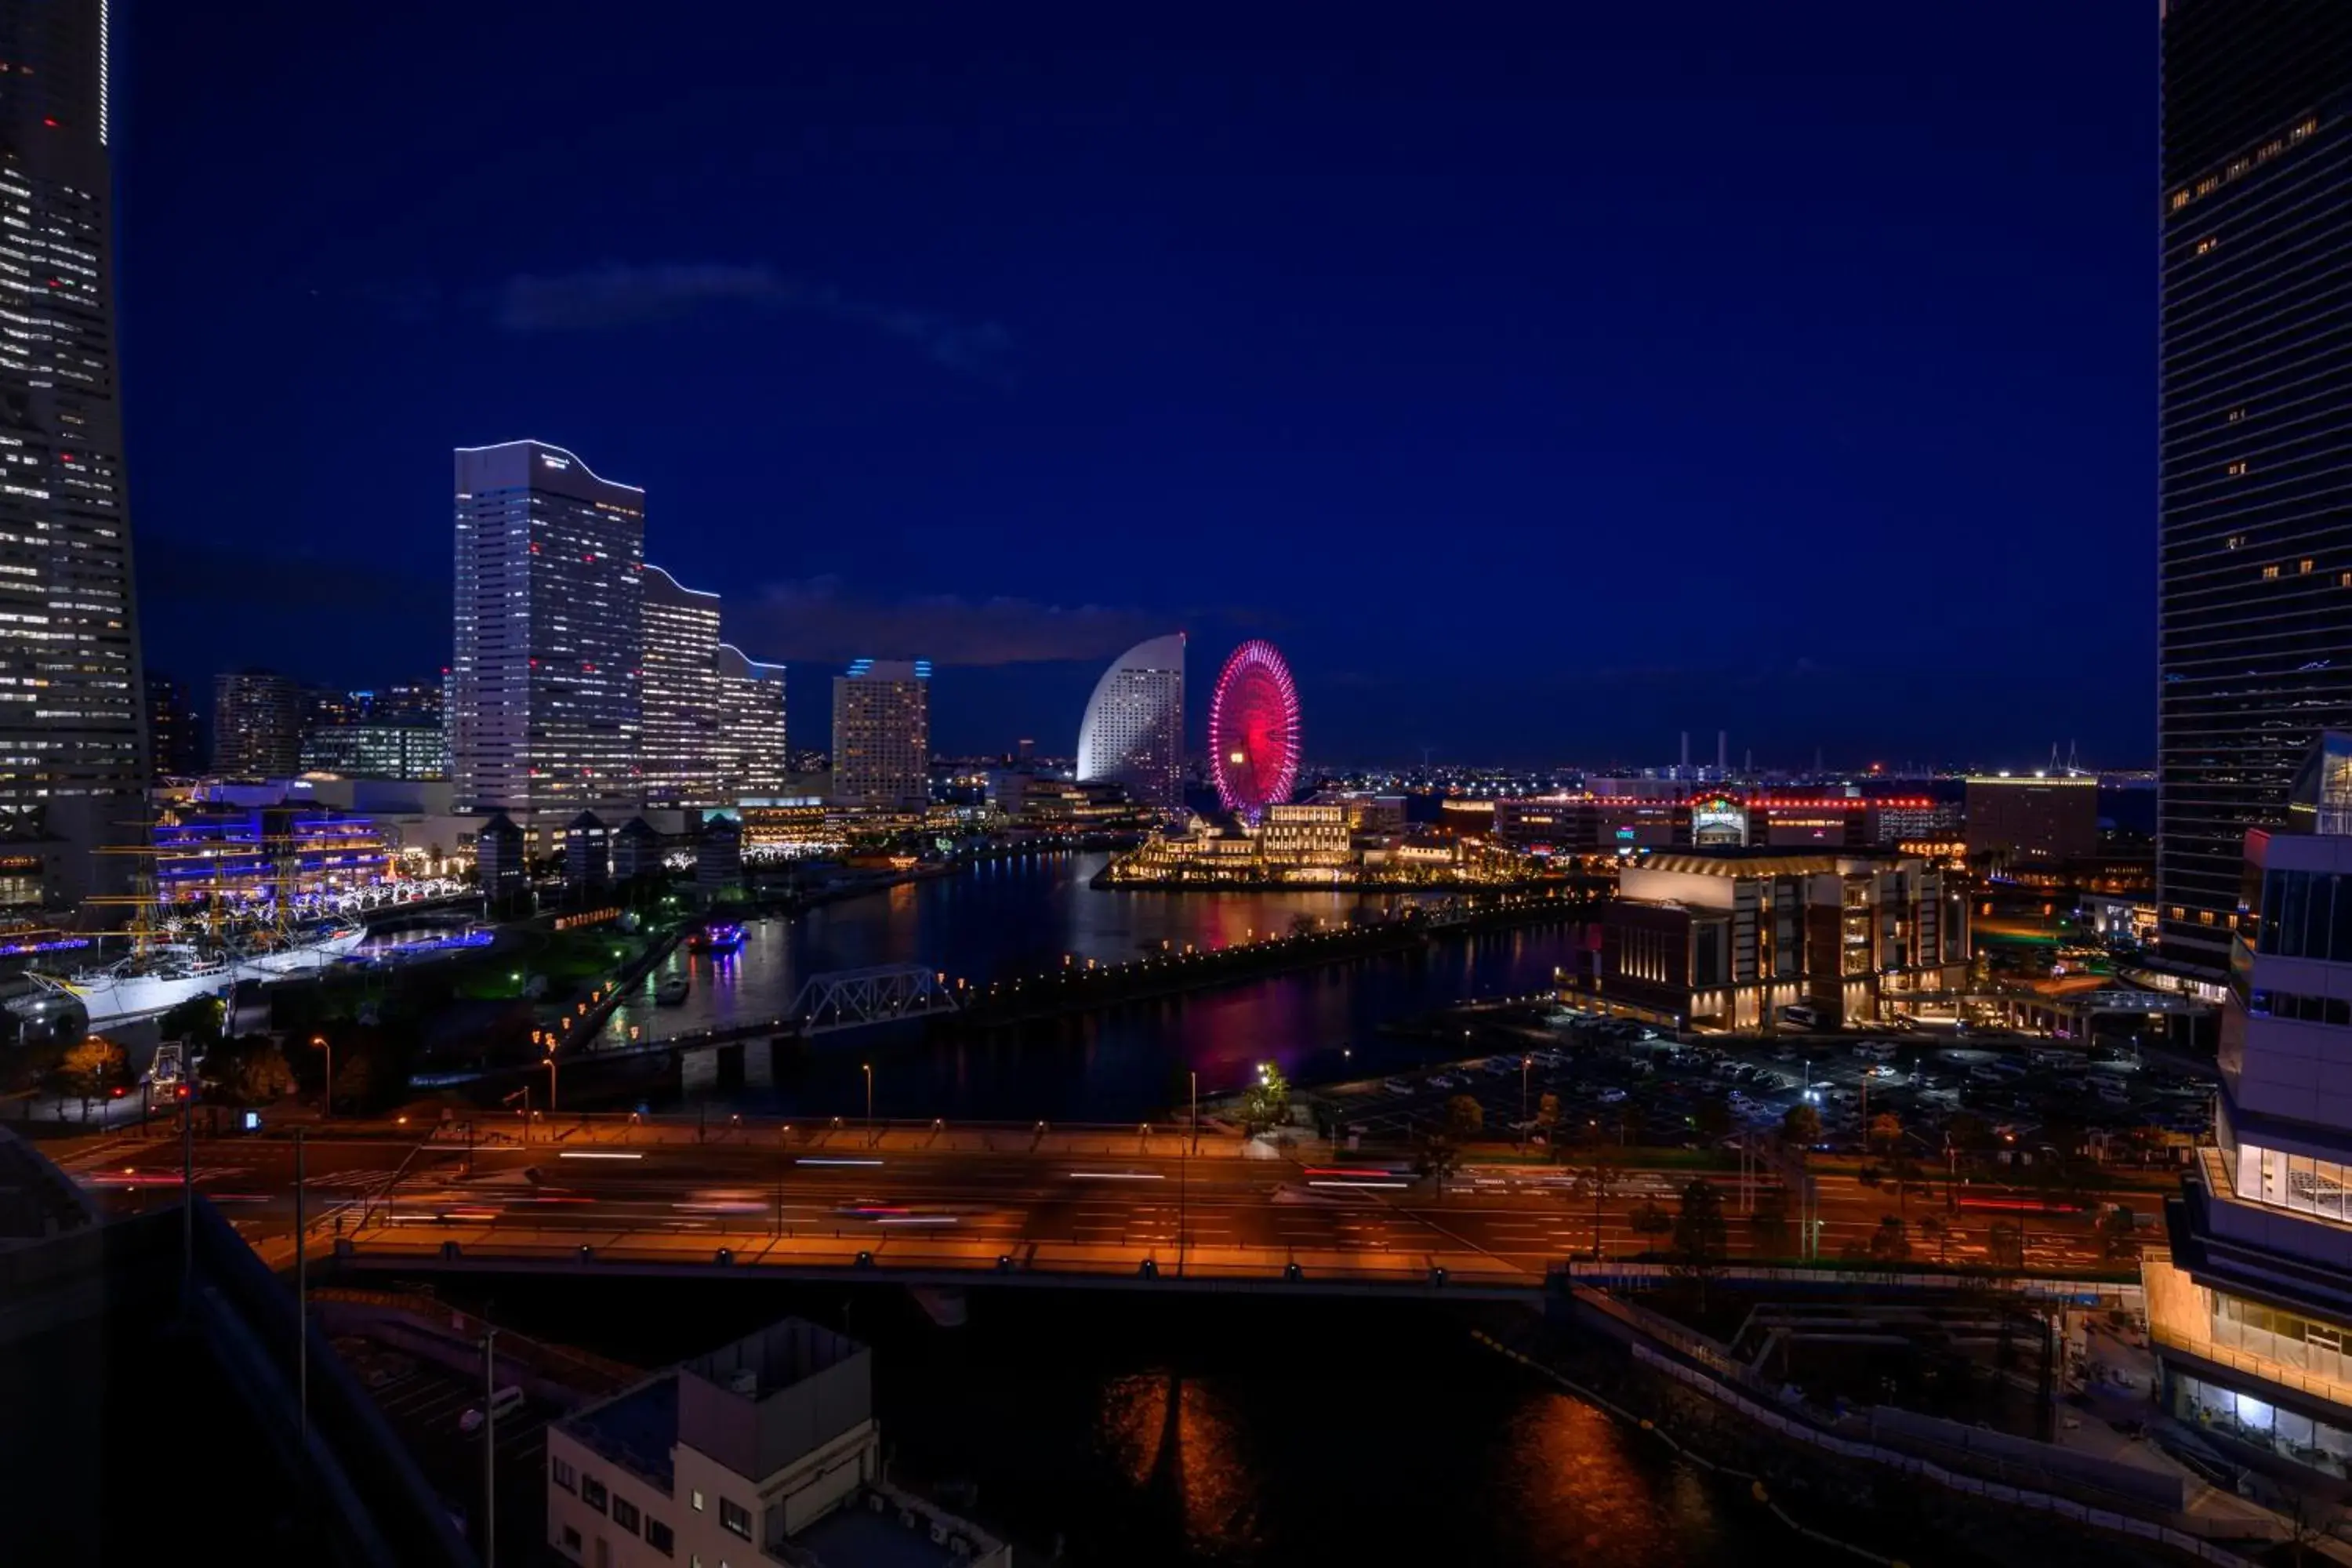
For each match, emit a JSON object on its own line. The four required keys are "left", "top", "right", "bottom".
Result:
{"left": 2229, "top": 460, "right": 2249, "bottom": 477}
{"left": 645, "top": 1520, "right": 676, "bottom": 1557}
{"left": 2196, "top": 237, "right": 2220, "bottom": 256}
{"left": 2227, "top": 408, "right": 2246, "bottom": 423}
{"left": 551, "top": 1456, "right": 576, "bottom": 1493}
{"left": 2303, "top": 559, "right": 2317, "bottom": 574}
{"left": 612, "top": 1498, "right": 640, "bottom": 1535}
{"left": 720, "top": 1498, "right": 753, "bottom": 1539}
{"left": 2263, "top": 565, "right": 2281, "bottom": 579}
{"left": 582, "top": 1476, "right": 608, "bottom": 1515}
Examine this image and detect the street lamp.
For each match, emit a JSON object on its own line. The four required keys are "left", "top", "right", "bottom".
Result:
{"left": 543, "top": 1047, "right": 559, "bottom": 1113}
{"left": 1520, "top": 1055, "right": 1532, "bottom": 1143}
{"left": 310, "top": 1036, "right": 332, "bottom": 1121}
{"left": 862, "top": 1062, "right": 874, "bottom": 1148}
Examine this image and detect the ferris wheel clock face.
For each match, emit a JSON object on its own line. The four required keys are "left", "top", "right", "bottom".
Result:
{"left": 1208, "top": 640, "right": 1300, "bottom": 822}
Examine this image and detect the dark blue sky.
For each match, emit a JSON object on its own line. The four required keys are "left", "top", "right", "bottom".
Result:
{"left": 116, "top": 2, "right": 2153, "bottom": 769}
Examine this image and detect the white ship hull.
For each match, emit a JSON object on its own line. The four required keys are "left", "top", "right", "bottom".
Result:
{"left": 44, "top": 964, "right": 234, "bottom": 1026}
{"left": 232, "top": 925, "right": 368, "bottom": 979}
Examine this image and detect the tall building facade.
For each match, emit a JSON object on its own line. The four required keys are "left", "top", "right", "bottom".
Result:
{"left": 2158, "top": 0, "right": 2352, "bottom": 971}
{"left": 0, "top": 0, "right": 146, "bottom": 900}
{"left": 449, "top": 441, "right": 644, "bottom": 833}
{"left": 1963, "top": 774, "right": 2100, "bottom": 863}
{"left": 297, "top": 723, "right": 448, "bottom": 781}
{"left": 210, "top": 669, "right": 300, "bottom": 778}
{"left": 1076, "top": 633, "right": 1184, "bottom": 812}
{"left": 2148, "top": 733, "right": 2352, "bottom": 1487}
{"left": 830, "top": 659, "right": 929, "bottom": 811}
{"left": 143, "top": 674, "right": 200, "bottom": 780}
{"left": 717, "top": 643, "right": 789, "bottom": 799}
{"left": 641, "top": 564, "right": 723, "bottom": 807}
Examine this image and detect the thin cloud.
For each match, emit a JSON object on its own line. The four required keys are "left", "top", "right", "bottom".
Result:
{"left": 727, "top": 577, "right": 1169, "bottom": 668}
{"left": 491, "top": 263, "right": 1016, "bottom": 382}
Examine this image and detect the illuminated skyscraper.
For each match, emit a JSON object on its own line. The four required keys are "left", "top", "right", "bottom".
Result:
{"left": 641, "top": 563, "right": 723, "bottom": 807}
{"left": 1076, "top": 633, "right": 1184, "bottom": 812}
{"left": 0, "top": 0, "right": 146, "bottom": 901}
{"left": 717, "top": 643, "right": 789, "bottom": 799}
{"left": 830, "top": 659, "right": 930, "bottom": 811}
{"left": 450, "top": 441, "right": 644, "bottom": 836}
{"left": 2158, "top": 0, "right": 2352, "bottom": 971}
{"left": 209, "top": 668, "right": 300, "bottom": 778}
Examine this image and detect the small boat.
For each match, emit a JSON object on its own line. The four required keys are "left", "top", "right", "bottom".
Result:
{"left": 655, "top": 975, "right": 691, "bottom": 1006}
{"left": 686, "top": 920, "right": 745, "bottom": 953}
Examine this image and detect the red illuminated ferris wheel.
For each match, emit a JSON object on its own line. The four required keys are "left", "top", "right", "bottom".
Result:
{"left": 1208, "top": 640, "right": 1301, "bottom": 822}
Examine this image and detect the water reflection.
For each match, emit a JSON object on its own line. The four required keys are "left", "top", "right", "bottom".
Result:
{"left": 1099, "top": 1370, "right": 1260, "bottom": 1557}
{"left": 1500, "top": 1390, "right": 1722, "bottom": 1562}
{"left": 590, "top": 851, "right": 1584, "bottom": 1122}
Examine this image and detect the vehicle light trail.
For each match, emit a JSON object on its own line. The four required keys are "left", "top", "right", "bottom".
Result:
{"left": 795, "top": 1157, "right": 884, "bottom": 1167}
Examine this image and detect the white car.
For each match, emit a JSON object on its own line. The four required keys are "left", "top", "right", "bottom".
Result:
{"left": 460, "top": 1387, "right": 524, "bottom": 1434}
{"left": 1597, "top": 1087, "right": 1628, "bottom": 1105}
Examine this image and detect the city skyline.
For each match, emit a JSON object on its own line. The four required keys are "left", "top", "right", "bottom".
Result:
{"left": 114, "top": 3, "right": 2152, "bottom": 765}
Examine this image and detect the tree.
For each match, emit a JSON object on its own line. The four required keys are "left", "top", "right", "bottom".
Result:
{"left": 56, "top": 1036, "right": 129, "bottom": 1120}
{"left": 1868, "top": 1215, "right": 1911, "bottom": 1264}
{"left": 1569, "top": 1128, "right": 1619, "bottom": 1258}
{"left": 1887, "top": 1153, "right": 1929, "bottom": 1221}
{"left": 1615, "top": 1099, "right": 1645, "bottom": 1149}
{"left": 1443, "top": 1094, "right": 1484, "bottom": 1142}
{"left": 1287, "top": 913, "right": 1318, "bottom": 938}
{"left": 1535, "top": 1091, "right": 1561, "bottom": 1136}
{"left": 199, "top": 1034, "right": 292, "bottom": 1107}
{"left": 157, "top": 994, "right": 226, "bottom": 1051}
{"left": 1415, "top": 1094, "right": 1486, "bottom": 1189}
{"left": 1987, "top": 1221, "right": 2026, "bottom": 1274}
{"left": 1780, "top": 1102, "right": 1821, "bottom": 1148}
{"left": 1628, "top": 1200, "right": 1674, "bottom": 1249}
{"left": 1693, "top": 1095, "right": 1731, "bottom": 1142}
{"left": 1918, "top": 1212, "right": 1951, "bottom": 1265}
{"left": 2098, "top": 1205, "right": 2142, "bottom": 1262}
{"left": 1867, "top": 1112, "right": 1905, "bottom": 1156}
{"left": 1240, "top": 1062, "right": 1291, "bottom": 1134}
{"left": 1670, "top": 1180, "right": 1731, "bottom": 1305}
{"left": 1748, "top": 1186, "right": 1791, "bottom": 1257}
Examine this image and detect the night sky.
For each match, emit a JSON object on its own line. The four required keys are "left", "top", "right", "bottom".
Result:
{"left": 114, "top": 3, "right": 2151, "bottom": 769}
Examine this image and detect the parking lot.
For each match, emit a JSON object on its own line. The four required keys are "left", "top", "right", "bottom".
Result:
{"left": 346, "top": 1335, "right": 553, "bottom": 1567}
{"left": 1319, "top": 1005, "right": 2215, "bottom": 1165}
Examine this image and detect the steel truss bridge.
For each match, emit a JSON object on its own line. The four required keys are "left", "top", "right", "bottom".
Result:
{"left": 788, "top": 964, "right": 964, "bottom": 1034}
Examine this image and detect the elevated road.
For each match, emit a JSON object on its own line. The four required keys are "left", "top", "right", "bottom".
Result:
{"left": 52, "top": 1114, "right": 2155, "bottom": 1293}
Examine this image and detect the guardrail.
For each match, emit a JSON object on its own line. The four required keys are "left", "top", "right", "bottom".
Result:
{"left": 329, "top": 1224, "right": 1546, "bottom": 1297}
{"left": 1630, "top": 1344, "right": 2259, "bottom": 1566}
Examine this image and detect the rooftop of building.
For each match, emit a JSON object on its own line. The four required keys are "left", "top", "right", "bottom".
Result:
{"left": 782, "top": 1485, "right": 1003, "bottom": 1568}
{"left": 1630, "top": 848, "right": 1913, "bottom": 877}
{"left": 685, "top": 1316, "right": 863, "bottom": 1399}
{"left": 558, "top": 1371, "right": 682, "bottom": 1492}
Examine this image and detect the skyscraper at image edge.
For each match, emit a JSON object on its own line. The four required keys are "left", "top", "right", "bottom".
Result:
{"left": 449, "top": 441, "right": 644, "bottom": 839}
{"left": 0, "top": 0, "right": 147, "bottom": 903}
{"left": 2157, "top": 0, "right": 2352, "bottom": 975}
{"left": 1076, "top": 633, "right": 1184, "bottom": 812}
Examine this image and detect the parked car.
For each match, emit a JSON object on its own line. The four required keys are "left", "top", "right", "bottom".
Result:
{"left": 1597, "top": 1087, "right": 1628, "bottom": 1105}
